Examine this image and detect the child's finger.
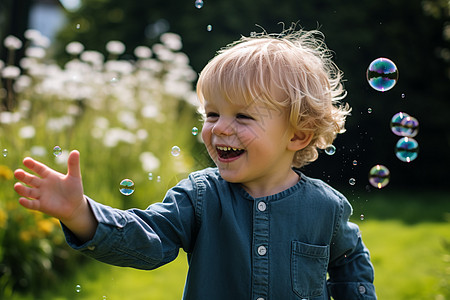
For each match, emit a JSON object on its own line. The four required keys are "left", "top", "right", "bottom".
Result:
{"left": 14, "top": 169, "right": 41, "bottom": 187}
{"left": 22, "top": 157, "right": 50, "bottom": 177}
{"left": 67, "top": 150, "right": 81, "bottom": 179}
{"left": 14, "top": 182, "right": 41, "bottom": 200}
{"left": 18, "top": 197, "right": 40, "bottom": 211}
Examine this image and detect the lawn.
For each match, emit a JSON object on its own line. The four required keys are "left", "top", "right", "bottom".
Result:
{"left": 10, "top": 190, "right": 450, "bottom": 300}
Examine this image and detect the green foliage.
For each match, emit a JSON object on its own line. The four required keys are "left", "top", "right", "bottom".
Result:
{"left": 0, "top": 31, "right": 208, "bottom": 297}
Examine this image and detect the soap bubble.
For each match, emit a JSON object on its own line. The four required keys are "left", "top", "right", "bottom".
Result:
{"left": 53, "top": 146, "right": 62, "bottom": 157}
{"left": 75, "top": 284, "right": 81, "bottom": 293}
{"left": 194, "top": 0, "right": 203, "bottom": 8}
{"left": 119, "top": 179, "right": 135, "bottom": 195}
{"left": 390, "top": 112, "right": 419, "bottom": 137}
{"left": 171, "top": 146, "right": 181, "bottom": 157}
{"left": 366, "top": 57, "right": 398, "bottom": 92}
{"left": 367, "top": 108, "right": 373, "bottom": 114}
{"left": 395, "top": 137, "right": 419, "bottom": 162}
{"left": 360, "top": 214, "right": 365, "bottom": 221}
{"left": 324, "top": 145, "right": 336, "bottom": 155}
{"left": 2, "top": 149, "right": 7, "bottom": 157}
{"left": 349, "top": 178, "right": 356, "bottom": 186}
{"left": 400, "top": 116, "right": 419, "bottom": 137}
{"left": 192, "top": 127, "right": 199, "bottom": 136}
{"left": 368, "top": 164, "right": 390, "bottom": 189}
{"left": 206, "top": 25, "right": 212, "bottom": 32}
{"left": 148, "top": 172, "right": 153, "bottom": 180}
{"left": 352, "top": 160, "right": 358, "bottom": 166}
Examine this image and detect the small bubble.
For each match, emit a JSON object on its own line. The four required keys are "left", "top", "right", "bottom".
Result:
{"left": 2, "top": 149, "right": 7, "bottom": 157}
{"left": 369, "top": 164, "right": 390, "bottom": 189}
{"left": 352, "top": 160, "right": 358, "bottom": 166}
{"left": 324, "top": 145, "right": 336, "bottom": 155}
{"left": 191, "top": 127, "right": 199, "bottom": 136}
{"left": 367, "top": 108, "right": 372, "bottom": 114}
{"left": 119, "top": 179, "right": 135, "bottom": 196}
{"left": 401, "top": 93, "right": 406, "bottom": 99}
{"left": 171, "top": 146, "right": 181, "bottom": 157}
{"left": 360, "top": 214, "right": 365, "bottom": 221}
{"left": 366, "top": 57, "right": 398, "bottom": 92}
{"left": 156, "top": 176, "right": 161, "bottom": 182}
{"left": 206, "top": 25, "right": 212, "bottom": 32}
{"left": 194, "top": 0, "right": 203, "bottom": 9}
{"left": 109, "top": 77, "right": 119, "bottom": 85}
{"left": 76, "top": 24, "right": 80, "bottom": 29}
{"left": 75, "top": 284, "right": 81, "bottom": 293}
{"left": 148, "top": 173, "right": 153, "bottom": 180}
{"left": 53, "top": 146, "right": 62, "bottom": 157}
{"left": 349, "top": 178, "right": 356, "bottom": 186}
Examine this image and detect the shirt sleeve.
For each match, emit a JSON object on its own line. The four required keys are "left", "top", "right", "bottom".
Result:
{"left": 61, "top": 178, "right": 198, "bottom": 270}
{"left": 327, "top": 195, "right": 377, "bottom": 299}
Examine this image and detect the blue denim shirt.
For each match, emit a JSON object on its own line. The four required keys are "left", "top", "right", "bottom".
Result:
{"left": 63, "top": 168, "right": 376, "bottom": 299}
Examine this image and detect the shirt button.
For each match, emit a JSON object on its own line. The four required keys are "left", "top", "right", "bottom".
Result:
{"left": 257, "top": 201, "right": 266, "bottom": 212}
{"left": 358, "top": 285, "right": 366, "bottom": 294}
{"left": 257, "top": 245, "right": 267, "bottom": 256}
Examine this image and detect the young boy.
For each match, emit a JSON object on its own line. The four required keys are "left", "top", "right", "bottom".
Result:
{"left": 14, "top": 28, "right": 377, "bottom": 299}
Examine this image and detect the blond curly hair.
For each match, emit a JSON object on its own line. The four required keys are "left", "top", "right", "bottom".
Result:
{"left": 196, "top": 26, "right": 351, "bottom": 168}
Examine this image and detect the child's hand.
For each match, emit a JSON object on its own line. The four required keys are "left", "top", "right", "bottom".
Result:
{"left": 14, "top": 150, "right": 97, "bottom": 241}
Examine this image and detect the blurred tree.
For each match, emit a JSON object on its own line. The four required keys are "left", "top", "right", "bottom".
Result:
{"left": 52, "top": 0, "right": 450, "bottom": 189}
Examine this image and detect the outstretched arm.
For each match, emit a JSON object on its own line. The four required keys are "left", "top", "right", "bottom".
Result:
{"left": 14, "top": 150, "right": 97, "bottom": 243}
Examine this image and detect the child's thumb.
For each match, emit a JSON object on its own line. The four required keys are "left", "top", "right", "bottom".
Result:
{"left": 67, "top": 150, "right": 81, "bottom": 178}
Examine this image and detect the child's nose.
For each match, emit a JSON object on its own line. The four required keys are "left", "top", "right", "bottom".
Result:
{"left": 212, "top": 118, "right": 234, "bottom": 136}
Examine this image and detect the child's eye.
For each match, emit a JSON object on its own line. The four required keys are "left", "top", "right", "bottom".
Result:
{"left": 236, "top": 113, "right": 253, "bottom": 120}
{"left": 206, "top": 112, "right": 219, "bottom": 119}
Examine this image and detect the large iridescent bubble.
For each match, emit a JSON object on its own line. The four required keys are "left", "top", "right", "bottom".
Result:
{"left": 395, "top": 137, "right": 419, "bottom": 162}
{"left": 368, "top": 165, "right": 390, "bottom": 189}
{"left": 366, "top": 58, "right": 398, "bottom": 92}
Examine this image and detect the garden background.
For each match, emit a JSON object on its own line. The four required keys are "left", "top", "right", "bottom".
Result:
{"left": 0, "top": 0, "right": 449, "bottom": 299}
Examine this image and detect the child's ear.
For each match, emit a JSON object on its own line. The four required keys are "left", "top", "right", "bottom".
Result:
{"left": 287, "top": 130, "right": 313, "bottom": 151}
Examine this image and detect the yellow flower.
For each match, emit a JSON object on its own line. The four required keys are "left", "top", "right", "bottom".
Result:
{"left": 37, "top": 219, "right": 54, "bottom": 235}
{"left": 0, "top": 208, "right": 7, "bottom": 228}
{"left": 0, "top": 165, "right": 13, "bottom": 180}
{"left": 19, "top": 230, "right": 33, "bottom": 242}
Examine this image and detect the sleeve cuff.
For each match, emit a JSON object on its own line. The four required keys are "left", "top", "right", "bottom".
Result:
{"left": 327, "top": 282, "right": 377, "bottom": 299}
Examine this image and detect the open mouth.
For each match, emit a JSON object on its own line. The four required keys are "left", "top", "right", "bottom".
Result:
{"left": 216, "top": 146, "right": 246, "bottom": 160}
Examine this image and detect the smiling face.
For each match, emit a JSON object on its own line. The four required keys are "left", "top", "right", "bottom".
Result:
{"left": 201, "top": 95, "right": 304, "bottom": 197}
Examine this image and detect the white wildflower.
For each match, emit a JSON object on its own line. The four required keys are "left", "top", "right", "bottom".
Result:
{"left": 152, "top": 43, "right": 175, "bottom": 61}
{"left": 80, "top": 50, "right": 104, "bottom": 66}
{"left": 25, "top": 47, "right": 46, "bottom": 59}
{"left": 141, "top": 104, "right": 159, "bottom": 119}
{"left": 134, "top": 46, "right": 152, "bottom": 59}
{"left": 104, "top": 60, "right": 134, "bottom": 74}
{"left": 136, "top": 129, "right": 148, "bottom": 140}
{"left": 30, "top": 146, "right": 47, "bottom": 157}
{"left": 55, "top": 150, "right": 69, "bottom": 165}
{"left": 160, "top": 33, "right": 182, "bottom": 51}
{"left": 117, "top": 111, "right": 138, "bottom": 129}
{"left": 139, "top": 59, "right": 163, "bottom": 72}
{"left": 139, "top": 151, "right": 160, "bottom": 172}
{"left": 106, "top": 40, "right": 126, "bottom": 55}
{"left": 0, "top": 111, "right": 21, "bottom": 124}
{"left": 19, "top": 125, "right": 36, "bottom": 139}
{"left": 14, "top": 75, "right": 32, "bottom": 92}
{"left": 66, "top": 41, "right": 85, "bottom": 55}
{"left": 24, "top": 29, "right": 41, "bottom": 41}
{"left": 4, "top": 35, "right": 22, "bottom": 50}
{"left": 46, "top": 116, "right": 74, "bottom": 132}
{"left": 1, "top": 66, "right": 21, "bottom": 79}
{"left": 103, "top": 127, "right": 136, "bottom": 148}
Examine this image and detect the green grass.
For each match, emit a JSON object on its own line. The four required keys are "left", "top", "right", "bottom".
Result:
{"left": 10, "top": 190, "right": 450, "bottom": 300}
